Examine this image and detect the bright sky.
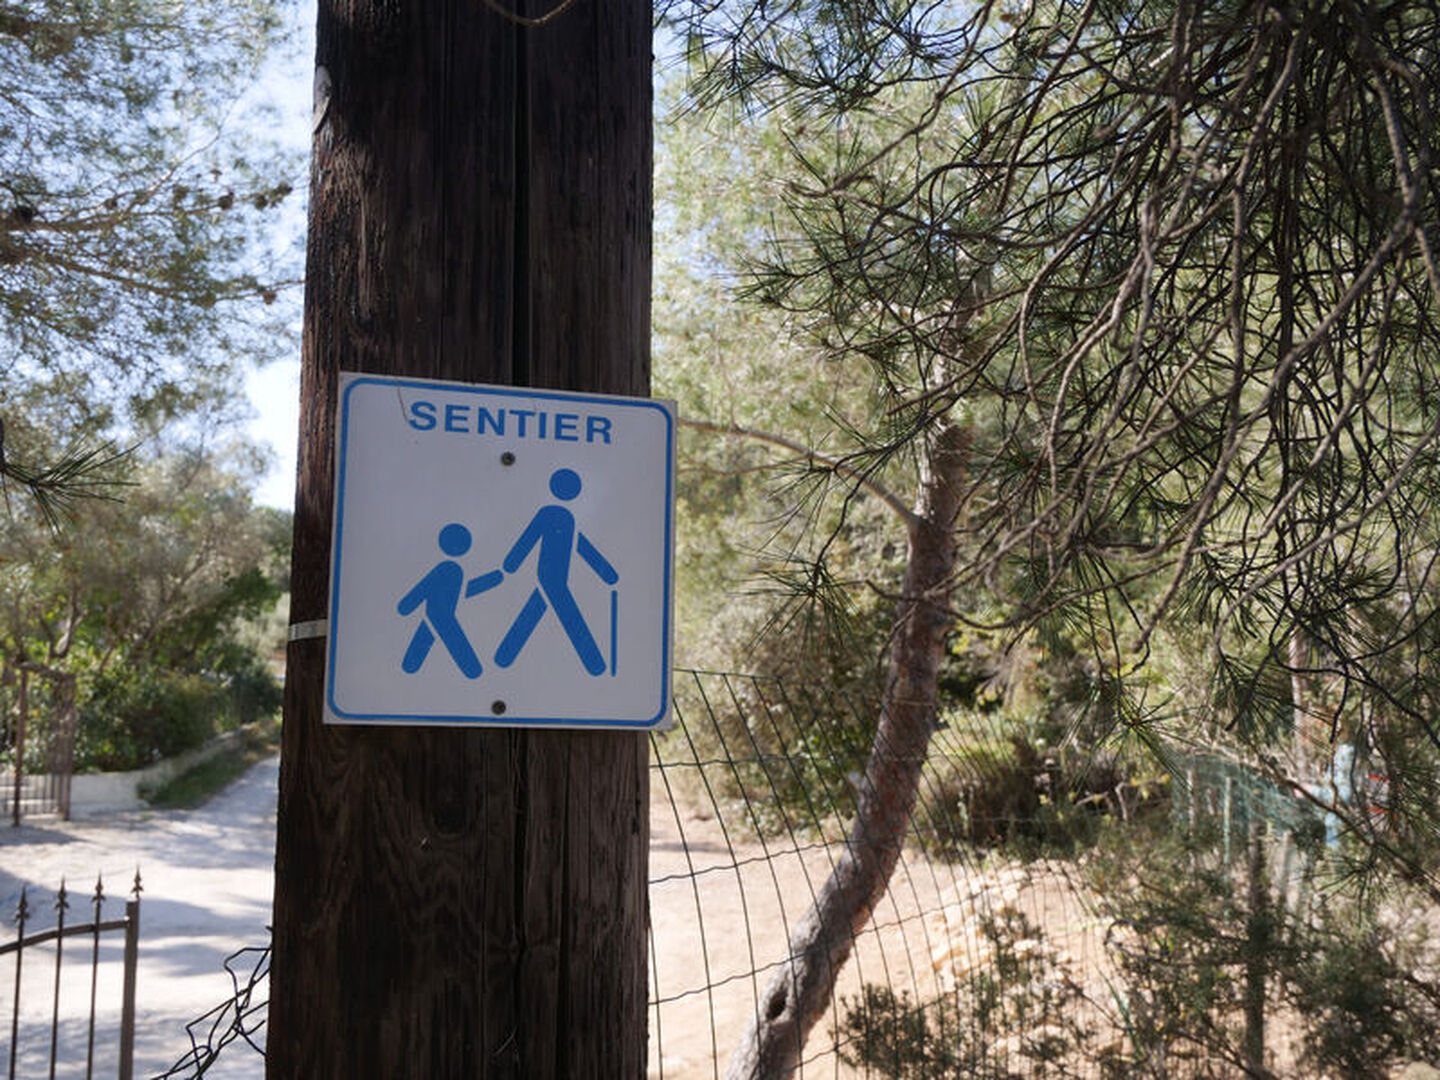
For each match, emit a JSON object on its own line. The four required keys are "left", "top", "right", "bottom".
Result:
{"left": 241, "top": 3, "right": 312, "bottom": 512}
{"left": 245, "top": 353, "right": 301, "bottom": 510}
{"left": 239, "top": 14, "right": 681, "bottom": 513}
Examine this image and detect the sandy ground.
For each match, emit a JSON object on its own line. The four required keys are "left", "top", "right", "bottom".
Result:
{"left": 649, "top": 802, "right": 961, "bottom": 1080}
{"left": 1, "top": 755, "right": 1103, "bottom": 1080}
{"left": 0, "top": 757, "right": 277, "bottom": 1079}
{"left": 649, "top": 809, "right": 1108, "bottom": 1080}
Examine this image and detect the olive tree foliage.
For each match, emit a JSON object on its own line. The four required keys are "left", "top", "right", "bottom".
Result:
{"left": 659, "top": 1, "right": 1440, "bottom": 1075}
{"left": 0, "top": 416, "right": 282, "bottom": 659}
{"left": 0, "top": 424, "right": 289, "bottom": 766}
{"left": 2, "top": 449, "right": 283, "bottom": 668}
{"left": 0, "top": 0, "right": 300, "bottom": 512}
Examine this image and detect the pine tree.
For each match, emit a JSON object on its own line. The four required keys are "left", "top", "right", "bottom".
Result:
{"left": 0, "top": 0, "right": 298, "bottom": 510}
{"left": 663, "top": 2, "right": 1440, "bottom": 1074}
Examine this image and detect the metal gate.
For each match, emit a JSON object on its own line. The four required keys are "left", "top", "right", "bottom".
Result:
{"left": 2, "top": 876, "right": 140, "bottom": 1080}
{"left": 2, "top": 664, "right": 77, "bottom": 825}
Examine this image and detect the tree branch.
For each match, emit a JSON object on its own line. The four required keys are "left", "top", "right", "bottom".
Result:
{"left": 681, "top": 416, "right": 921, "bottom": 530}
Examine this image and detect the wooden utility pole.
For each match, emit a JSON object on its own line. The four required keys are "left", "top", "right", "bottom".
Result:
{"left": 269, "top": 2, "right": 651, "bottom": 1076}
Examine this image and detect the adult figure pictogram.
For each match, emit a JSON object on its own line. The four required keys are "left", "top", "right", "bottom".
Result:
{"left": 397, "top": 522, "right": 502, "bottom": 678}
{"left": 495, "top": 467, "right": 619, "bottom": 675}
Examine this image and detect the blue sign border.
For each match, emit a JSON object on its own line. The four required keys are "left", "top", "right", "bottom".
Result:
{"left": 325, "top": 374, "right": 675, "bottom": 728}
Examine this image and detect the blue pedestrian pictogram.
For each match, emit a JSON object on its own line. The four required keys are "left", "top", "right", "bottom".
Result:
{"left": 495, "top": 467, "right": 619, "bottom": 676}
{"left": 397, "top": 523, "right": 503, "bottom": 678}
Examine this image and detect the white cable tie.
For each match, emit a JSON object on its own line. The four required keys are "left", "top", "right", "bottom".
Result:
{"left": 287, "top": 619, "right": 330, "bottom": 642}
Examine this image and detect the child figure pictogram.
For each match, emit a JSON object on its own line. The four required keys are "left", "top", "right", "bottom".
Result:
{"left": 397, "top": 523, "right": 503, "bottom": 678}
{"left": 495, "top": 468, "right": 619, "bottom": 675}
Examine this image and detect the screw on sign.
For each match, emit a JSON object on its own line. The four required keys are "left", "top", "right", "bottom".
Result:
{"left": 325, "top": 374, "right": 674, "bottom": 729}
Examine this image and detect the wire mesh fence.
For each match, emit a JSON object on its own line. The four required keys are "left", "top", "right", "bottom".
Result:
{"left": 137, "top": 667, "right": 1435, "bottom": 1079}
{"left": 150, "top": 943, "right": 268, "bottom": 1080}
{"left": 650, "top": 669, "right": 1115, "bottom": 1079}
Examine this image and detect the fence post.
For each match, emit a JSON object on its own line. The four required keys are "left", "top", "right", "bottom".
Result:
{"left": 56, "top": 676, "right": 75, "bottom": 822}
{"left": 1223, "top": 773, "right": 1233, "bottom": 864}
{"left": 1243, "top": 820, "right": 1271, "bottom": 1079}
{"left": 86, "top": 878, "right": 104, "bottom": 1080}
{"left": 48, "top": 882, "right": 68, "bottom": 1080}
{"left": 118, "top": 876, "right": 141, "bottom": 1080}
{"left": 8, "top": 889, "right": 27, "bottom": 1080}
{"left": 11, "top": 668, "right": 26, "bottom": 827}
{"left": 1186, "top": 767, "right": 1196, "bottom": 832}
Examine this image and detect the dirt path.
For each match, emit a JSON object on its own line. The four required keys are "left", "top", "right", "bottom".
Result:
{"left": 649, "top": 801, "right": 959, "bottom": 1079}
{"left": 2, "top": 756, "right": 1088, "bottom": 1080}
{"left": 0, "top": 756, "right": 278, "bottom": 1078}
{"left": 649, "top": 798, "right": 1110, "bottom": 1080}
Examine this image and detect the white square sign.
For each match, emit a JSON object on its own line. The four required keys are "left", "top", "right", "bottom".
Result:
{"left": 325, "top": 372, "right": 675, "bottom": 729}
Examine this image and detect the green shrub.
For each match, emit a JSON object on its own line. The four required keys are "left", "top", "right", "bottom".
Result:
{"left": 913, "top": 719, "right": 1169, "bottom": 857}
{"left": 1, "top": 673, "right": 75, "bottom": 774}
{"left": 141, "top": 716, "right": 281, "bottom": 808}
{"left": 222, "top": 651, "right": 282, "bottom": 727}
{"left": 838, "top": 906, "right": 1097, "bottom": 1078}
{"left": 76, "top": 669, "right": 225, "bottom": 772}
{"left": 73, "top": 644, "right": 281, "bottom": 773}
{"left": 842, "top": 817, "right": 1440, "bottom": 1080}
{"left": 1290, "top": 900, "right": 1440, "bottom": 1079}
{"left": 1087, "top": 816, "right": 1440, "bottom": 1078}
{"left": 660, "top": 671, "right": 878, "bottom": 840}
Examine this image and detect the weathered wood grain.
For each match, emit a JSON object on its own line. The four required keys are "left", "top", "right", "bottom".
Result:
{"left": 269, "top": 2, "right": 650, "bottom": 1075}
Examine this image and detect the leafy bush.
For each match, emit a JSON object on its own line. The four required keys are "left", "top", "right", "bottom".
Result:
{"left": 141, "top": 716, "right": 281, "bottom": 809}
{"left": 661, "top": 670, "right": 879, "bottom": 840}
{"left": 0, "top": 671, "right": 75, "bottom": 774}
{"left": 221, "top": 651, "right": 283, "bottom": 727}
{"left": 74, "top": 660, "right": 280, "bottom": 773}
{"left": 1289, "top": 900, "right": 1440, "bottom": 1079}
{"left": 839, "top": 816, "right": 1440, "bottom": 1079}
{"left": 76, "top": 670, "right": 221, "bottom": 772}
{"left": 1087, "top": 815, "right": 1440, "bottom": 1078}
{"left": 915, "top": 731, "right": 1048, "bottom": 853}
{"left": 913, "top": 720, "right": 1169, "bottom": 857}
{"left": 838, "top": 906, "right": 1098, "bottom": 1078}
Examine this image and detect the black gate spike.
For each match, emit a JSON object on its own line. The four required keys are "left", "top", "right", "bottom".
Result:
{"left": 50, "top": 880, "right": 68, "bottom": 1078}
{"left": 87, "top": 875, "right": 106, "bottom": 1076}
{"left": 10, "top": 887, "right": 26, "bottom": 1080}
{"left": 6, "top": 876, "right": 142, "bottom": 1080}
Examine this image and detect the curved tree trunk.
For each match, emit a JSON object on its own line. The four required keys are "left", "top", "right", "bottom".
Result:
{"left": 724, "top": 423, "right": 968, "bottom": 1080}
